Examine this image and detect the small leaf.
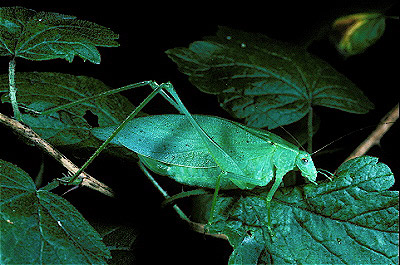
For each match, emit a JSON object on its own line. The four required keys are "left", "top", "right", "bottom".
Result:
{"left": 0, "top": 159, "right": 111, "bottom": 264}
{"left": 0, "top": 6, "right": 119, "bottom": 63}
{"left": 0, "top": 72, "right": 137, "bottom": 156}
{"left": 166, "top": 26, "right": 374, "bottom": 129}
{"left": 331, "top": 13, "right": 386, "bottom": 56}
{"left": 92, "top": 222, "right": 137, "bottom": 264}
{"left": 206, "top": 156, "right": 398, "bottom": 264}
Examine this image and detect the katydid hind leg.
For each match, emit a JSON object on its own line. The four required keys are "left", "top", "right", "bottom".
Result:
{"left": 39, "top": 81, "right": 155, "bottom": 116}
{"left": 67, "top": 82, "right": 167, "bottom": 183}
{"left": 63, "top": 81, "right": 248, "bottom": 229}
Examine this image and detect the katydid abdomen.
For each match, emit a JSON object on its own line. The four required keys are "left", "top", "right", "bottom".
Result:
{"left": 91, "top": 114, "right": 314, "bottom": 190}
{"left": 139, "top": 155, "right": 239, "bottom": 189}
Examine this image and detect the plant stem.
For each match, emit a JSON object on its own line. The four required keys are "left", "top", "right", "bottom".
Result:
{"left": 8, "top": 58, "right": 23, "bottom": 121}
{"left": 0, "top": 112, "right": 114, "bottom": 197}
{"left": 307, "top": 105, "right": 313, "bottom": 153}
{"left": 343, "top": 103, "right": 399, "bottom": 163}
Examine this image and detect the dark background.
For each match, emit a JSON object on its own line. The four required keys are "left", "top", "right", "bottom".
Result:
{"left": 1, "top": 1, "right": 398, "bottom": 264}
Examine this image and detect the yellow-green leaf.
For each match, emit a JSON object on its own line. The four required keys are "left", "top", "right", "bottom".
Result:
{"left": 331, "top": 13, "right": 386, "bottom": 56}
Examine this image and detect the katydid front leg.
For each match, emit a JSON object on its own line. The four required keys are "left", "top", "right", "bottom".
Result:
{"left": 265, "top": 169, "right": 286, "bottom": 234}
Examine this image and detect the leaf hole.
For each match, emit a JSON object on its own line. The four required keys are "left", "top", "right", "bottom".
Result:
{"left": 83, "top": 110, "right": 99, "bottom": 127}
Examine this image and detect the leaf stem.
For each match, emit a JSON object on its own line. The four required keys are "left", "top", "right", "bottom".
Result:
{"left": 307, "top": 105, "right": 313, "bottom": 153}
{"left": 8, "top": 58, "right": 23, "bottom": 121}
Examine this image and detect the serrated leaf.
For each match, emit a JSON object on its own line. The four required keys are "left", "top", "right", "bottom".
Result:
{"left": 91, "top": 222, "right": 137, "bottom": 264}
{"left": 331, "top": 13, "right": 386, "bottom": 56}
{"left": 166, "top": 26, "right": 374, "bottom": 129}
{"left": 0, "top": 159, "right": 111, "bottom": 264}
{"left": 0, "top": 6, "right": 118, "bottom": 63}
{"left": 206, "top": 156, "right": 398, "bottom": 264}
{"left": 0, "top": 72, "right": 136, "bottom": 155}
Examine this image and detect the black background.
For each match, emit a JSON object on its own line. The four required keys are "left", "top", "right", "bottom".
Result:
{"left": 1, "top": 1, "right": 398, "bottom": 264}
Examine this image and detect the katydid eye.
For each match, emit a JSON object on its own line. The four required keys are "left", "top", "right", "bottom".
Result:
{"left": 301, "top": 158, "right": 309, "bottom": 164}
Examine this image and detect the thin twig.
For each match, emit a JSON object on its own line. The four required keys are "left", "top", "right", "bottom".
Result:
{"left": 0, "top": 112, "right": 114, "bottom": 197}
{"left": 343, "top": 103, "right": 399, "bottom": 163}
{"left": 187, "top": 220, "right": 229, "bottom": 241}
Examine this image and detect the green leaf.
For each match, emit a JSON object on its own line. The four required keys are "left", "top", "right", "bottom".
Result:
{"left": 166, "top": 26, "right": 374, "bottom": 129}
{"left": 93, "top": 222, "right": 137, "bottom": 264}
{"left": 0, "top": 72, "right": 136, "bottom": 154}
{"left": 206, "top": 156, "right": 398, "bottom": 264}
{"left": 331, "top": 13, "right": 386, "bottom": 56}
{"left": 0, "top": 6, "right": 118, "bottom": 63}
{"left": 0, "top": 159, "right": 111, "bottom": 264}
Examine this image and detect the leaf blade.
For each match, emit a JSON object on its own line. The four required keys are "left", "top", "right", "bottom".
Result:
{"left": 0, "top": 6, "right": 119, "bottom": 63}
{"left": 331, "top": 13, "right": 386, "bottom": 56}
{"left": 166, "top": 26, "right": 374, "bottom": 128}
{"left": 0, "top": 72, "right": 136, "bottom": 152}
{"left": 206, "top": 156, "right": 398, "bottom": 264}
{"left": 0, "top": 159, "right": 111, "bottom": 264}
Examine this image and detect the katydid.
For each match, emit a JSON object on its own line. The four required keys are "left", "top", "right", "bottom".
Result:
{"left": 82, "top": 81, "right": 318, "bottom": 231}
{"left": 33, "top": 80, "right": 319, "bottom": 232}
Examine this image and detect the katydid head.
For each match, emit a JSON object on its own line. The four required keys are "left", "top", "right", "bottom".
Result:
{"left": 295, "top": 151, "right": 318, "bottom": 185}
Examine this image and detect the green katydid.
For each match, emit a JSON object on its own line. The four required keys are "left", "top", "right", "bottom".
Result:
{"left": 36, "top": 80, "right": 320, "bottom": 232}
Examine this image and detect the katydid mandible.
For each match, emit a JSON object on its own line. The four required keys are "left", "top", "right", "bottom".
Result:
{"left": 85, "top": 81, "right": 318, "bottom": 231}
